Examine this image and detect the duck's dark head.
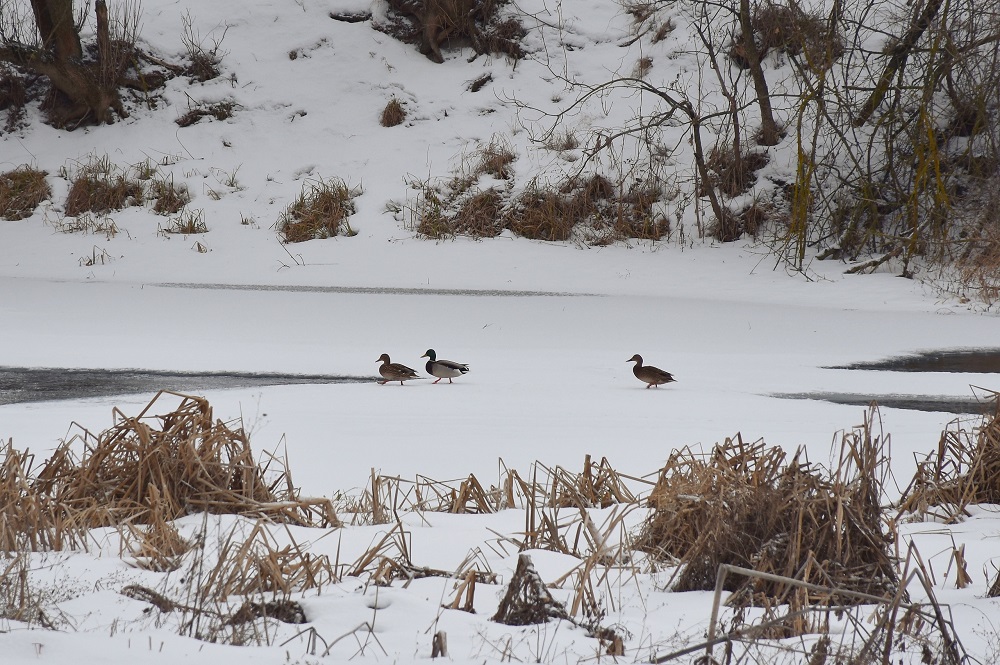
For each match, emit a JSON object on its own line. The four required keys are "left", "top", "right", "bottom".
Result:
{"left": 421, "top": 349, "right": 436, "bottom": 360}
{"left": 377, "top": 353, "right": 391, "bottom": 363}
{"left": 627, "top": 354, "right": 643, "bottom": 364}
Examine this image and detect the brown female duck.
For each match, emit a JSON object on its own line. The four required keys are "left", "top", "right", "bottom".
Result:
{"left": 627, "top": 354, "right": 676, "bottom": 388}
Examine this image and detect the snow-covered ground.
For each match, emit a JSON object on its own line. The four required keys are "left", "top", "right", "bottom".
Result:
{"left": 1, "top": 0, "right": 999, "bottom": 662}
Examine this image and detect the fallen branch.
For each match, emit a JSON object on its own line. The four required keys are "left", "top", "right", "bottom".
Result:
{"left": 845, "top": 246, "right": 903, "bottom": 274}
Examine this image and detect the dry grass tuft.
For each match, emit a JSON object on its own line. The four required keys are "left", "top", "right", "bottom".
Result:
{"left": 408, "top": 163, "right": 669, "bottom": 244}
{"left": 412, "top": 186, "right": 451, "bottom": 239}
{"left": 476, "top": 136, "right": 517, "bottom": 180}
{"left": 381, "top": 0, "right": 525, "bottom": 63}
{"left": 0, "top": 166, "right": 50, "bottom": 220}
{"left": 64, "top": 158, "right": 144, "bottom": 216}
{"left": 480, "top": 17, "right": 527, "bottom": 60}
{"left": 151, "top": 175, "right": 192, "bottom": 214}
{"left": 0, "top": 551, "right": 66, "bottom": 627}
{"left": 51, "top": 392, "right": 339, "bottom": 527}
{"left": 623, "top": 0, "right": 656, "bottom": 23}
{"left": 452, "top": 189, "right": 505, "bottom": 237}
{"left": 544, "top": 130, "right": 580, "bottom": 152}
{"left": 380, "top": 97, "right": 406, "bottom": 127}
{"left": 732, "top": 1, "right": 843, "bottom": 73}
{"left": 163, "top": 208, "right": 208, "bottom": 234}
{"left": 898, "top": 392, "right": 1000, "bottom": 522}
{"left": 706, "top": 146, "right": 770, "bottom": 198}
{"left": 52, "top": 213, "right": 121, "bottom": 239}
{"left": 652, "top": 18, "right": 675, "bottom": 43}
{"left": 176, "top": 100, "right": 236, "bottom": 127}
{"left": 634, "top": 56, "right": 653, "bottom": 79}
{"left": 277, "top": 178, "right": 359, "bottom": 243}
{"left": 181, "top": 12, "right": 226, "bottom": 82}
{"left": 636, "top": 409, "right": 897, "bottom": 602}
{"left": 712, "top": 201, "right": 771, "bottom": 243}
{"left": 504, "top": 182, "right": 580, "bottom": 241}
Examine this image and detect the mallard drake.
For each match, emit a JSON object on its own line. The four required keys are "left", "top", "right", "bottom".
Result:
{"left": 627, "top": 354, "right": 676, "bottom": 388}
{"left": 421, "top": 349, "right": 469, "bottom": 384}
{"left": 376, "top": 353, "right": 420, "bottom": 385}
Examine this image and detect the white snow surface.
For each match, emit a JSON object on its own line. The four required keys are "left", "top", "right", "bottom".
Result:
{"left": 1, "top": 0, "right": 999, "bottom": 662}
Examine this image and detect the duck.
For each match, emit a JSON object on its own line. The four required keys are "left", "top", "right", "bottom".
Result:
{"left": 627, "top": 354, "right": 676, "bottom": 388}
{"left": 421, "top": 349, "right": 469, "bottom": 384}
{"left": 376, "top": 353, "right": 420, "bottom": 385}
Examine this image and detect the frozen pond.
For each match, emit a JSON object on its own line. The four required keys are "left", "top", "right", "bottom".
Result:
{"left": 776, "top": 348, "right": 1000, "bottom": 414}
{"left": 827, "top": 348, "right": 1000, "bottom": 373}
{"left": 0, "top": 367, "right": 370, "bottom": 405}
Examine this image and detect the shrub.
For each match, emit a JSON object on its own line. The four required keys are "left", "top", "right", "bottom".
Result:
{"left": 0, "top": 166, "right": 50, "bottom": 220}
{"left": 277, "top": 178, "right": 359, "bottom": 243}
{"left": 181, "top": 11, "right": 226, "bottom": 81}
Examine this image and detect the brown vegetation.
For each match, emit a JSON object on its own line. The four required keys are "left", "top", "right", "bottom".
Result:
{"left": 705, "top": 145, "right": 770, "bottom": 198}
{"left": 381, "top": 0, "right": 525, "bottom": 63}
{"left": 0, "top": 391, "right": 338, "bottom": 553}
{"left": 64, "top": 159, "right": 144, "bottom": 216}
{"left": 151, "top": 175, "right": 192, "bottom": 214}
{"left": 410, "top": 157, "right": 670, "bottom": 244}
{"left": 636, "top": 411, "right": 897, "bottom": 601}
{"left": 380, "top": 97, "right": 406, "bottom": 127}
{"left": 0, "top": 166, "right": 50, "bottom": 220}
{"left": 730, "top": 0, "right": 843, "bottom": 73}
{"left": 277, "top": 177, "right": 359, "bottom": 242}
{"left": 176, "top": 100, "right": 236, "bottom": 127}
{"left": 163, "top": 208, "right": 208, "bottom": 234}
{"left": 898, "top": 393, "right": 1000, "bottom": 522}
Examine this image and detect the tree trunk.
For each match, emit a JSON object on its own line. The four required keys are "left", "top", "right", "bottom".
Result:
{"left": 739, "top": 0, "right": 781, "bottom": 146}
{"left": 5, "top": 0, "right": 126, "bottom": 127}
{"left": 30, "top": 0, "right": 82, "bottom": 60}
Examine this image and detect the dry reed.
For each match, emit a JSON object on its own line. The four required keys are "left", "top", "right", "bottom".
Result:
{"left": 636, "top": 409, "right": 897, "bottom": 602}
{"left": 1, "top": 392, "right": 338, "bottom": 553}
{"left": 898, "top": 392, "right": 1000, "bottom": 522}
